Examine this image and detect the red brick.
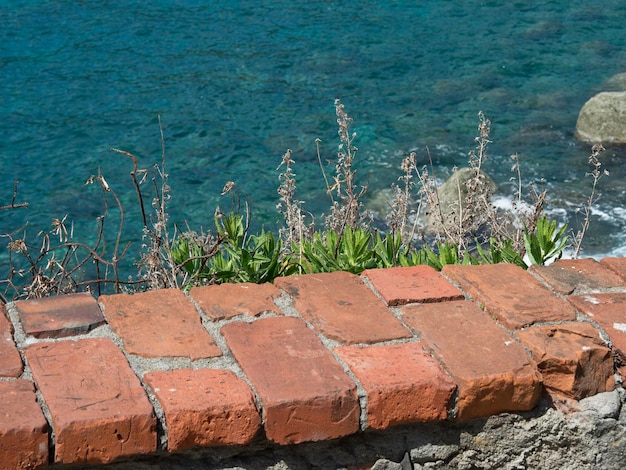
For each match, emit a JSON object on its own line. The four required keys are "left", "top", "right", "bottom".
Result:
{"left": 221, "top": 316, "right": 360, "bottom": 444}
{"left": 530, "top": 258, "right": 626, "bottom": 295}
{"left": 515, "top": 322, "right": 614, "bottom": 399}
{"left": 144, "top": 368, "right": 261, "bottom": 451}
{"left": 14, "top": 292, "right": 105, "bottom": 339}
{"left": 0, "top": 380, "right": 48, "bottom": 470}
{"left": 25, "top": 338, "right": 156, "bottom": 464}
{"left": 189, "top": 282, "right": 281, "bottom": 320}
{"left": 362, "top": 265, "right": 464, "bottom": 306}
{"left": 335, "top": 342, "right": 456, "bottom": 429}
{"left": 568, "top": 293, "right": 626, "bottom": 376}
{"left": 100, "top": 289, "right": 221, "bottom": 360}
{"left": 274, "top": 272, "right": 411, "bottom": 344}
{"left": 600, "top": 257, "right": 626, "bottom": 281}
{"left": 0, "top": 305, "right": 22, "bottom": 377}
{"left": 442, "top": 263, "right": 577, "bottom": 330}
{"left": 401, "top": 300, "right": 542, "bottom": 421}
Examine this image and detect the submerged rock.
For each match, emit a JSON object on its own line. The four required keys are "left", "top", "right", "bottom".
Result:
{"left": 575, "top": 91, "right": 626, "bottom": 146}
{"left": 603, "top": 72, "right": 626, "bottom": 91}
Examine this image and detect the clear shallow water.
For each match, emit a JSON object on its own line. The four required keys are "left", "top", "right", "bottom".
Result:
{"left": 2, "top": 0, "right": 626, "bottom": 274}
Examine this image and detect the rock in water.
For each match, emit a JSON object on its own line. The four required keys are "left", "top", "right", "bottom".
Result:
{"left": 575, "top": 91, "right": 626, "bottom": 145}
{"left": 425, "top": 167, "right": 496, "bottom": 236}
{"left": 603, "top": 72, "right": 626, "bottom": 91}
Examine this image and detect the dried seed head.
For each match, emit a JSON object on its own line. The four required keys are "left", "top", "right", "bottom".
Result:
{"left": 8, "top": 239, "right": 27, "bottom": 253}
{"left": 221, "top": 181, "right": 235, "bottom": 195}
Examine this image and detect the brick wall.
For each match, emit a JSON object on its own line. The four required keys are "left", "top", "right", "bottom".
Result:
{"left": 1, "top": 258, "right": 625, "bottom": 468}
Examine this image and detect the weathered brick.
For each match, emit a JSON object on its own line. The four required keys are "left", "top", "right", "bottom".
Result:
{"left": 568, "top": 293, "right": 626, "bottom": 376}
{"left": 221, "top": 316, "right": 360, "bottom": 444}
{"left": 100, "top": 288, "right": 221, "bottom": 360}
{"left": 515, "top": 322, "right": 614, "bottom": 399}
{"left": 0, "top": 305, "right": 22, "bottom": 377}
{"left": 362, "top": 265, "right": 464, "bottom": 306}
{"left": 443, "top": 263, "right": 577, "bottom": 330}
{"left": 0, "top": 380, "right": 48, "bottom": 470}
{"left": 189, "top": 282, "right": 281, "bottom": 320}
{"left": 530, "top": 258, "right": 626, "bottom": 295}
{"left": 14, "top": 292, "right": 105, "bottom": 339}
{"left": 402, "top": 300, "right": 542, "bottom": 421}
{"left": 600, "top": 257, "right": 626, "bottom": 281}
{"left": 274, "top": 271, "right": 411, "bottom": 344}
{"left": 25, "top": 338, "right": 156, "bottom": 464}
{"left": 335, "top": 342, "right": 456, "bottom": 429}
{"left": 144, "top": 368, "right": 261, "bottom": 451}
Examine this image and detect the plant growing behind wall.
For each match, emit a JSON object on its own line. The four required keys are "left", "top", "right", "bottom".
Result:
{"left": 571, "top": 143, "right": 608, "bottom": 258}
{"left": 1, "top": 168, "right": 147, "bottom": 300}
{"left": 323, "top": 99, "right": 369, "bottom": 233}
{"left": 1, "top": 103, "right": 601, "bottom": 300}
{"left": 275, "top": 105, "right": 572, "bottom": 275}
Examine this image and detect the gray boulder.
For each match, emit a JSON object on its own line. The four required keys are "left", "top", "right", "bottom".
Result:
{"left": 575, "top": 91, "right": 626, "bottom": 145}
{"left": 425, "top": 167, "right": 496, "bottom": 235}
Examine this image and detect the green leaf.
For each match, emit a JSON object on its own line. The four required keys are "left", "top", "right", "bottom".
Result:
{"left": 476, "top": 238, "right": 528, "bottom": 269}
{"left": 523, "top": 216, "right": 569, "bottom": 266}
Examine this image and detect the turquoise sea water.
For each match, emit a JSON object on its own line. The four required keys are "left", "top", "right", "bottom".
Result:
{"left": 2, "top": 0, "right": 626, "bottom": 275}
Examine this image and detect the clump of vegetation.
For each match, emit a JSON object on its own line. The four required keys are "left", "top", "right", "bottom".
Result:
{"left": 2, "top": 169, "right": 144, "bottom": 300}
{"left": 1, "top": 102, "right": 605, "bottom": 300}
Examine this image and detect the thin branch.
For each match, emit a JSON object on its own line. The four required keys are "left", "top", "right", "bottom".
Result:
{"left": 0, "top": 179, "right": 29, "bottom": 210}
{"left": 110, "top": 147, "right": 147, "bottom": 227}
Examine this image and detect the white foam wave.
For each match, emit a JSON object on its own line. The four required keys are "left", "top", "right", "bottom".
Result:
{"left": 492, "top": 195, "right": 626, "bottom": 260}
